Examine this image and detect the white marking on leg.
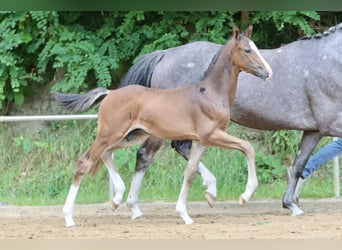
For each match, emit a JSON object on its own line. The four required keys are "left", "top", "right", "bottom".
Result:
{"left": 176, "top": 181, "right": 194, "bottom": 225}
{"left": 127, "top": 171, "right": 145, "bottom": 219}
{"left": 63, "top": 184, "right": 79, "bottom": 227}
{"left": 198, "top": 162, "right": 217, "bottom": 198}
{"left": 241, "top": 177, "right": 258, "bottom": 202}
{"left": 102, "top": 152, "right": 126, "bottom": 208}
{"left": 176, "top": 142, "right": 205, "bottom": 224}
{"left": 240, "top": 146, "right": 258, "bottom": 204}
{"left": 107, "top": 167, "right": 125, "bottom": 206}
{"left": 288, "top": 203, "right": 305, "bottom": 217}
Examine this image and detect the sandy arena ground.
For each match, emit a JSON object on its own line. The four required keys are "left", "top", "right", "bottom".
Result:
{"left": 1, "top": 198, "right": 342, "bottom": 239}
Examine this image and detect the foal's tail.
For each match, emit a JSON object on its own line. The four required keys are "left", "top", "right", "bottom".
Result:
{"left": 54, "top": 87, "right": 110, "bottom": 112}
{"left": 118, "top": 50, "right": 164, "bottom": 88}
{"left": 54, "top": 50, "right": 164, "bottom": 112}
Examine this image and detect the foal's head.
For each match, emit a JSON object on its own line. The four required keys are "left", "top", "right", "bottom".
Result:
{"left": 230, "top": 25, "right": 272, "bottom": 80}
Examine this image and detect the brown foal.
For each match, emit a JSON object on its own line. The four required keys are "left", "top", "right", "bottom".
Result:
{"left": 57, "top": 25, "right": 272, "bottom": 227}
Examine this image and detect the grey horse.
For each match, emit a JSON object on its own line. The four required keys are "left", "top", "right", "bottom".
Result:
{"left": 116, "top": 23, "right": 342, "bottom": 217}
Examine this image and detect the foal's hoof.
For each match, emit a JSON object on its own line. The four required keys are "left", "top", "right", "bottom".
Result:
{"left": 204, "top": 192, "right": 216, "bottom": 208}
{"left": 65, "top": 222, "right": 75, "bottom": 228}
{"left": 239, "top": 195, "right": 246, "bottom": 206}
{"left": 64, "top": 217, "right": 76, "bottom": 228}
{"left": 110, "top": 200, "right": 119, "bottom": 211}
{"left": 132, "top": 213, "right": 143, "bottom": 220}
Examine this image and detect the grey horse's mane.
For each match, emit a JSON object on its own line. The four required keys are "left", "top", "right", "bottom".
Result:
{"left": 300, "top": 22, "right": 342, "bottom": 40}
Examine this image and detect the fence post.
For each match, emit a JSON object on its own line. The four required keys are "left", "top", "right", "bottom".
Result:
{"left": 333, "top": 137, "right": 340, "bottom": 197}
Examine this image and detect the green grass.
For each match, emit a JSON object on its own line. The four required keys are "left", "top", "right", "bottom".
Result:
{"left": 0, "top": 121, "right": 340, "bottom": 206}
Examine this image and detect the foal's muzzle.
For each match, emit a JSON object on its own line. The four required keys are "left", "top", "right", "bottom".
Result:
{"left": 254, "top": 68, "right": 272, "bottom": 81}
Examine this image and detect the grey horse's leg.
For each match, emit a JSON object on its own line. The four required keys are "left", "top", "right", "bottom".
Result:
{"left": 126, "top": 136, "right": 163, "bottom": 219}
{"left": 282, "top": 131, "right": 322, "bottom": 216}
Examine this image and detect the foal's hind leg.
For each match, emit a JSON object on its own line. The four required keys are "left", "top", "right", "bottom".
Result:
{"left": 63, "top": 141, "right": 108, "bottom": 227}
{"left": 63, "top": 133, "right": 118, "bottom": 227}
{"left": 207, "top": 130, "right": 258, "bottom": 204}
{"left": 172, "top": 140, "right": 217, "bottom": 207}
{"left": 102, "top": 151, "right": 125, "bottom": 210}
{"left": 63, "top": 151, "right": 93, "bottom": 227}
{"left": 126, "top": 136, "right": 163, "bottom": 219}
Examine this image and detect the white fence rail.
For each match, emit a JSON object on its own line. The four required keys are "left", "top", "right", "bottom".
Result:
{"left": 1, "top": 115, "right": 340, "bottom": 198}
{"left": 0, "top": 114, "right": 98, "bottom": 122}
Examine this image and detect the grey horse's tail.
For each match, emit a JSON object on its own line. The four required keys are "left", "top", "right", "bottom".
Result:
{"left": 54, "top": 87, "right": 110, "bottom": 112}
{"left": 118, "top": 50, "right": 164, "bottom": 88}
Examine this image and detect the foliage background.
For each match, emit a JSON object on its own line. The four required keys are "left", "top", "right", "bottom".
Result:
{"left": 1, "top": 11, "right": 341, "bottom": 112}
{"left": 1, "top": 11, "right": 342, "bottom": 205}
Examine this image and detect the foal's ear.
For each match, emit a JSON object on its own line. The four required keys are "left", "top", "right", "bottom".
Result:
{"left": 243, "top": 25, "right": 253, "bottom": 38}
{"left": 233, "top": 25, "right": 240, "bottom": 40}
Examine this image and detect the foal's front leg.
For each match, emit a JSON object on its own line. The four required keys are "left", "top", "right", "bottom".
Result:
{"left": 176, "top": 141, "right": 206, "bottom": 224}
{"left": 171, "top": 140, "right": 217, "bottom": 207}
{"left": 208, "top": 130, "right": 258, "bottom": 204}
{"left": 126, "top": 138, "right": 216, "bottom": 220}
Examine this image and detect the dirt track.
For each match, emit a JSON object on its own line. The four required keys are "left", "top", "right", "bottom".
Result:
{"left": 1, "top": 198, "right": 342, "bottom": 239}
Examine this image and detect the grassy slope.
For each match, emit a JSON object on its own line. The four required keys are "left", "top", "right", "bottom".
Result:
{"left": 0, "top": 120, "right": 339, "bottom": 206}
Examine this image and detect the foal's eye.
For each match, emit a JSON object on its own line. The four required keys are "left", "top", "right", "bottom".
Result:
{"left": 244, "top": 49, "right": 251, "bottom": 54}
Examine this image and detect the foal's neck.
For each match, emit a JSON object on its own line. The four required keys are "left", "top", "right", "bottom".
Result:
{"left": 203, "top": 41, "right": 239, "bottom": 106}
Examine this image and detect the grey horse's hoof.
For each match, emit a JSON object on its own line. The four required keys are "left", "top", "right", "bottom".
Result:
{"left": 288, "top": 203, "right": 304, "bottom": 216}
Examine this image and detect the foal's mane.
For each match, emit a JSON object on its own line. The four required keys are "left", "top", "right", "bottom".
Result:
{"left": 201, "top": 45, "right": 224, "bottom": 80}
{"left": 201, "top": 31, "right": 251, "bottom": 81}
{"left": 299, "top": 22, "right": 342, "bottom": 41}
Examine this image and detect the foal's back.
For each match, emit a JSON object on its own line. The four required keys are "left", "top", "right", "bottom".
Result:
{"left": 99, "top": 84, "right": 205, "bottom": 141}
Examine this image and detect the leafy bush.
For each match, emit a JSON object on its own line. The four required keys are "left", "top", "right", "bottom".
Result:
{"left": 0, "top": 11, "right": 58, "bottom": 110}
{"left": 255, "top": 151, "right": 285, "bottom": 184}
